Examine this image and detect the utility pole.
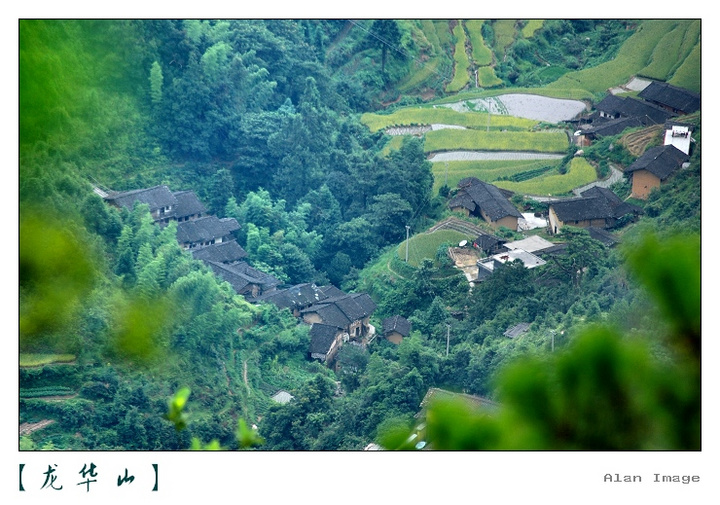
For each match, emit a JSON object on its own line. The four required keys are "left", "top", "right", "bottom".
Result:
{"left": 446, "top": 323, "right": 451, "bottom": 357}
{"left": 405, "top": 225, "right": 410, "bottom": 262}
{"left": 550, "top": 330, "right": 555, "bottom": 352}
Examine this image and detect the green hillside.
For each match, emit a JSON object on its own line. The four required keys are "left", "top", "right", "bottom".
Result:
{"left": 19, "top": 19, "right": 701, "bottom": 461}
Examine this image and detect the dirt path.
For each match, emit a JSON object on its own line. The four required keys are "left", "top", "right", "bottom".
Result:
{"left": 20, "top": 420, "right": 54, "bottom": 436}
{"left": 572, "top": 165, "right": 625, "bottom": 196}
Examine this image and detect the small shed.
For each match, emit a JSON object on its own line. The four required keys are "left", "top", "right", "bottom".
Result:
{"left": 271, "top": 390, "right": 294, "bottom": 404}
{"left": 504, "top": 322, "right": 531, "bottom": 339}
{"left": 309, "top": 323, "right": 344, "bottom": 363}
{"left": 624, "top": 144, "right": 690, "bottom": 199}
{"left": 382, "top": 315, "right": 412, "bottom": 344}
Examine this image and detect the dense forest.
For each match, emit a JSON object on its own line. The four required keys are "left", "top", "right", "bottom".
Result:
{"left": 19, "top": 19, "right": 700, "bottom": 451}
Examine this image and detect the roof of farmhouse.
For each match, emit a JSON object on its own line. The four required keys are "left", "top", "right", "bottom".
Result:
{"left": 105, "top": 185, "right": 176, "bottom": 211}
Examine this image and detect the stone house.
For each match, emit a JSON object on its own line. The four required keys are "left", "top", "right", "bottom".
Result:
{"left": 309, "top": 323, "right": 345, "bottom": 363}
{"left": 300, "top": 293, "right": 377, "bottom": 342}
{"left": 206, "top": 260, "right": 281, "bottom": 299}
{"left": 624, "top": 144, "right": 690, "bottom": 199}
{"left": 382, "top": 315, "right": 412, "bottom": 344}
{"left": 104, "top": 185, "right": 207, "bottom": 225}
{"left": 448, "top": 178, "right": 522, "bottom": 231}
{"left": 191, "top": 240, "right": 248, "bottom": 264}
{"left": 638, "top": 81, "right": 700, "bottom": 115}
{"left": 176, "top": 215, "right": 240, "bottom": 249}
{"left": 548, "top": 187, "right": 642, "bottom": 234}
{"left": 104, "top": 185, "right": 178, "bottom": 223}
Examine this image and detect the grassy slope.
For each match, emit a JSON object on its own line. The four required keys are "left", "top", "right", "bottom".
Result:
{"left": 546, "top": 19, "right": 700, "bottom": 95}
{"left": 398, "top": 229, "right": 470, "bottom": 267}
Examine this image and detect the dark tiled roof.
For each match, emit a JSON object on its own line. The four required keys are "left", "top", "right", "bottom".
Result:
{"left": 309, "top": 324, "right": 341, "bottom": 355}
{"left": 177, "top": 216, "right": 240, "bottom": 245}
{"left": 448, "top": 191, "right": 477, "bottom": 212}
{"left": 619, "top": 97, "right": 674, "bottom": 124}
{"left": 595, "top": 94, "right": 627, "bottom": 116}
{"left": 473, "top": 232, "right": 506, "bottom": 252}
{"left": 625, "top": 144, "right": 689, "bottom": 181}
{"left": 105, "top": 185, "right": 176, "bottom": 212}
{"left": 300, "top": 291, "right": 376, "bottom": 329}
{"left": 450, "top": 179, "right": 522, "bottom": 221}
{"left": 171, "top": 191, "right": 207, "bottom": 219}
{"left": 582, "top": 116, "right": 648, "bottom": 137}
{"left": 207, "top": 261, "right": 280, "bottom": 294}
{"left": 259, "top": 283, "right": 330, "bottom": 310}
{"left": 319, "top": 285, "right": 345, "bottom": 298}
{"left": 551, "top": 187, "right": 642, "bottom": 222}
{"left": 587, "top": 226, "right": 619, "bottom": 247}
{"left": 595, "top": 94, "right": 674, "bottom": 124}
{"left": 383, "top": 315, "right": 412, "bottom": 337}
{"left": 579, "top": 186, "right": 643, "bottom": 218}
{"left": 191, "top": 240, "right": 248, "bottom": 263}
{"left": 350, "top": 293, "right": 377, "bottom": 316}
{"left": 503, "top": 322, "right": 531, "bottom": 338}
{"left": 458, "top": 177, "right": 482, "bottom": 188}
{"left": 638, "top": 81, "right": 700, "bottom": 114}
{"left": 305, "top": 303, "right": 352, "bottom": 329}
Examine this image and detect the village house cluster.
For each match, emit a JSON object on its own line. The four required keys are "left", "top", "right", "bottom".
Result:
{"left": 100, "top": 184, "right": 411, "bottom": 369}
{"left": 97, "top": 79, "right": 698, "bottom": 389}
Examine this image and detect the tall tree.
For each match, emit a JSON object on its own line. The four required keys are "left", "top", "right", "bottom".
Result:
{"left": 369, "top": 20, "right": 402, "bottom": 73}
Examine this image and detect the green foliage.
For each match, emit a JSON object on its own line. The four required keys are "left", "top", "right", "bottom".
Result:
{"left": 20, "top": 211, "right": 97, "bottom": 350}
{"left": 19, "top": 354, "right": 76, "bottom": 367}
{"left": 165, "top": 387, "right": 191, "bottom": 431}
{"left": 18, "top": 19, "right": 701, "bottom": 453}
{"left": 521, "top": 20, "right": 544, "bottom": 38}
{"left": 387, "top": 231, "right": 700, "bottom": 450}
{"left": 149, "top": 61, "right": 163, "bottom": 103}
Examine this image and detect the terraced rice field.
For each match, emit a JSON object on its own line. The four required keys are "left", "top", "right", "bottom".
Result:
{"left": 440, "top": 93, "right": 587, "bottom": 123}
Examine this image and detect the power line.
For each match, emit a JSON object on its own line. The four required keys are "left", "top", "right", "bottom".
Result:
{"left": 347, "top": 20, "right": 450, "bottom": 82}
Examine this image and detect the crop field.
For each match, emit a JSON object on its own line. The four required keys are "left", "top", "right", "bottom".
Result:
{"left": 432, "top": 158, "right": 562, "bottom": 192}
{"left": 397, "top": 20, "right": 449, "bottom": 92}
{"left": 521, "top": 20, "right": 544, "bottom": 38}
{"left": 397, "top": 229, "right": 470, "bottom": 267}
{"left": 447, "top": 22, "right": 470, "bottom": 93}
{"left": 465, "top": 20, "right": 493, "bottom": 66}
{"left": 424, "top": 129, "right": 568, "bottom": 154}
{"left": 668, "top": 44, "right": 700, "bottom": 91}
{"left": 361, "top": 107, "right": 537, "bottom": 132}
{"left": 477, "top": 66, "right": 503, "bottom": 87}
{"left": 492, "top": 20, "right": 517, "bottom": 56}
{"left": 546, "top": 19, "right": 700, "bottom": 94}
{"left": 20, "top": 353, "right": 76, "bottom": 367}
{"left": 494, "top": 157, "right": 596, "bottom": 195}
